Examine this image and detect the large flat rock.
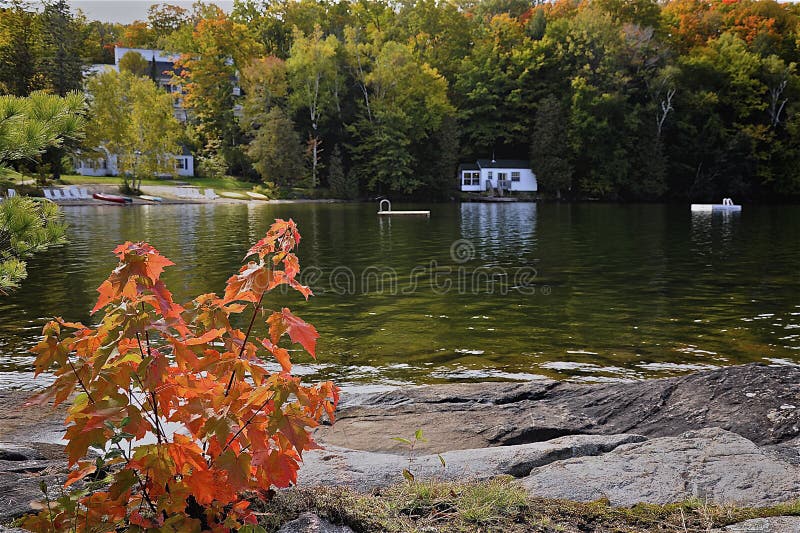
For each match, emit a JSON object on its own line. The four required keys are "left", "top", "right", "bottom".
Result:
{"left": 0, "top": 443, "right": 68, "bottom": 524}
{"left": 317, "top": 363, "right": 800, "bottom": 454}
{"left": 277, "top": 512, "right": 354, "bottom": 533}
{"left": 714, "top": 516, "right": 800, "bottom": 532}
{"left": 299, "top": 434, "right": 645, "bottom": 489}
{"left": 521, "top": 428, "right": 800, "bottom": 507}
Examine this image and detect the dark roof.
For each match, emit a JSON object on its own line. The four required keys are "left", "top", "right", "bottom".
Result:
{"left": 458, "top": 163, "right": 480, "bottom": 172}
{"left": 477, "top": 159, "right": 530, "bottom": 169}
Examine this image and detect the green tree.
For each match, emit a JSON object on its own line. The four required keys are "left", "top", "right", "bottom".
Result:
{"left": 0, "top": 196, "right": 66, "bottom": 293}
{"left": 0, "top": 91, "right": 85, "bottom": 174}
{"left": 454, "top": 14, "right": 530, "bottom": 155}
{"left": 118, "top": 50, "right": 150, "bottom": 77}
{"left": 84, "top": 71, "right": 181, "bottom": 191}
{"left": 286, "top": 25, "right": 341, "bottom": 188}
{"left": 0, "top": 1, "right": 43, "bottom": 96}
{"left": 39, "top": 0, "right": 83, "bottom": 96}
{"left": 147, "top": 3, "right": 190, "bottom": 40}
{"left": 169, "top": 5, "right": 262, "bottom": 175}
{"left": 245, "top": 107, "right": 305, "bottom": 186}
{"left": 0, "top": 91, "right": 79, "bottom": 290}
{"left": 328, "top": 143, "right": 357, "bottom": 199}
{"left": 347, "top": 39, "right": 454, "bottom": 195}
{"left": 530, "top": 95, "right": 573, "bottom": 198}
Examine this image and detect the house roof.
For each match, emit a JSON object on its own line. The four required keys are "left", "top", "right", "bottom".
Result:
{"left": 458, "top": 163, "right": 480, "bottom": 172}
{"left": 477, "top": 159, "right": 531, "bottom": 169}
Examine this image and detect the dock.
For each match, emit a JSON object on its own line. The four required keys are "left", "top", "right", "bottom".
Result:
{"left": 691, "top": 198, "right": 742, "bottom": 212}
{"left": 377, "top": 199, "right": 430, "bottom": 216}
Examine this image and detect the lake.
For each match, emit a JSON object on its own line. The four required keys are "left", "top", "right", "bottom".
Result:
{"left": 1, "top": 202, "right": 799, "bottom": 392}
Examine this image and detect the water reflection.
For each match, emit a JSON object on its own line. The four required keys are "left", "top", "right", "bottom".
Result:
{"left": 0, "top": 202, "right": 798, "bottom": 391}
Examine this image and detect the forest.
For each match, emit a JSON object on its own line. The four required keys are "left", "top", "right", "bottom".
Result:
{"left": 2, "top": 0, "right": 800, "bottom": 201}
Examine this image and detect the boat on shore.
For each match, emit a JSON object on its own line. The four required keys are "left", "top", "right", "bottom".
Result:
{"left": 139, "top": 195, "right": 163, "bottom": 202}
{"left": 93, "top": 193, "right": 133, "bottom": 205}
{"left": 246, "top": 191, "right": 270, "bottom": 200}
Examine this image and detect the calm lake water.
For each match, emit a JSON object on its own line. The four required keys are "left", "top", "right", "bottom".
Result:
{"left": 1, "top": 202, "right": 799, "bottom": 391}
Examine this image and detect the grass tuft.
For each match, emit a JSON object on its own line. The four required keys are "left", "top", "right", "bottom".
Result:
{"left": 249, "top": 480, "right": 800, "bottom": 532}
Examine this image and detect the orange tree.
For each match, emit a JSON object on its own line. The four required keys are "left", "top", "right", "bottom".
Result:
{"left": 22, "top": 219, "right": 338, "bottom": 532}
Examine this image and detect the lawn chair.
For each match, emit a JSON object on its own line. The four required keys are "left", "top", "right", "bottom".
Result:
{"left": 8, "top": 189, "right": 17, "bottom": 198}
{"left": 66, "top": 188, "right": 81, "bottom": 201}
{"left": 189, "top": 188, "right": 202, "bottom": 199}
{"left": 53, "top": 189, "right": 66, "bottom": 201}
{"left": 78, "top": 188, "right": 90, "bottom": 200}
{"left": 204, "top": 189, "right": 219, "bottom": 200}
{"left": 43, "top": 189, "right": 54, "bottom": 201}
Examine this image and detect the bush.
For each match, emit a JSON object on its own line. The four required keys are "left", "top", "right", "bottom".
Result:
{"left": 21, "top": 219, "right": 339, "bottom": 531}
{"left": 197, "top": 150, "right": 228, "bottom": 179}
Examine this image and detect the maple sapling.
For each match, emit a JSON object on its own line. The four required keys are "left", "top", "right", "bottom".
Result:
{"left": 22, "top": 219, "right": 338, "bottom": 532}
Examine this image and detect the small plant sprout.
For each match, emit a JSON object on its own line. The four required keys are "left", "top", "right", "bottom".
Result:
{"left": 392, "top": 428, "right": 442, "bottom": 482}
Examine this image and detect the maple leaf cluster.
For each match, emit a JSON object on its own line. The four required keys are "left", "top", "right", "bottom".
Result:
{"left": 22, "top": 219, "right": 339, "bottom": 532}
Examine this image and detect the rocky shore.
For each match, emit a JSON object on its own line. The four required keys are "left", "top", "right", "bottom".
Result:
{"left": 2, "top": 363, "right": 799, "bottom": 529}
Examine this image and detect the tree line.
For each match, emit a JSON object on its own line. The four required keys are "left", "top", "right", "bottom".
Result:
{"left": 2, "top": 0, "right": 800, "bottom": 201}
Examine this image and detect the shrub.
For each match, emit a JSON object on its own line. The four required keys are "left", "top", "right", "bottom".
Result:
{"left": 253, "top": 181, "right": 280, "bottom": 199}
{"left": 22, "top": 219, "right": 339, "bottom": 532}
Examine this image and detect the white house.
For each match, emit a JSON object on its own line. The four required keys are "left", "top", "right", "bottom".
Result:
{"left": 74, "top": 150, "right": 195, "bottom": 178}
{"left": 76, "top": 47, "right": 196, "bottom": 177}
{"left": 459, "top": 159, "right": 537, "bottom": 193}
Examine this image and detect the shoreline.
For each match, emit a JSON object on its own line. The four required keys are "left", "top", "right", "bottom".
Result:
{"left": 1, "top": 363, "right": 799, "bottom": 528}
{"left": 35, "top": 184, "right": 348, "bottom": 207}
{"left": 2, "top": 363, "right": 798, "bottom": 448}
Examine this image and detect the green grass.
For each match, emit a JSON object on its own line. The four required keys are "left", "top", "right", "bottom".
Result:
{"left": 58, "top": 174, "right": 255, "bottom": 192}
{"left": 250, "top": 479, "right": 800, "bottom": 532}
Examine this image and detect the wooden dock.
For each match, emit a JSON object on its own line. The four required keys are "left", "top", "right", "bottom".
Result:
{"left": 377, "top": 199, "right": 430, "bottom": 216}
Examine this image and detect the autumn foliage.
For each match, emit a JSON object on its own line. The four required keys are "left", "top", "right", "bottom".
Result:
{"left": 22, "top": 219, "right": 338, "bottom": 532}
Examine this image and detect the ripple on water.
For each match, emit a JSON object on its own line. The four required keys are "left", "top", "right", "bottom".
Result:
{"left": 2, "top": 203, "right": 800, "bottom": 389}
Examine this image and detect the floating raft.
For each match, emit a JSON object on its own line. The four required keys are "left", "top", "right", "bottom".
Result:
{"left": 377, "top": 199, "right": 430, "bottom": 216}
{"left": 691, "top": 198, "right": 741, "bottom": 212}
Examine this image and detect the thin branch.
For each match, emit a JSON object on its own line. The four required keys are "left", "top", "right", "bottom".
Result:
{"left": 216, "top": 391, "right": 277, "bottom": 460}
{"left": 224, "top": 290, "right": 265, "bottom": 397}
{"left": 134, "top": 331, "right": 167, "bottom": 442}
{"left": 60, "top": 334, "right": 159, "bottom": 517}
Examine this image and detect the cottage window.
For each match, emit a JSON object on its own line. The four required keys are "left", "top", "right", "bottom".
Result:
{"left": 462, "top": 171, "right": 479, "bottom": 186}
{"left": 511, "top": 171, "right": 520, "bottom": 182}
{"left": 488, "top": 171, "right": 493, "bottom": 180}
{"left": 176, "top": 158, "right": 187, "bottom": 170}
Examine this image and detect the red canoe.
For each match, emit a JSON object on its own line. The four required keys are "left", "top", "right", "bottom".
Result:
{"left": 93, "top": 193, "right": 133, "bottom": 204}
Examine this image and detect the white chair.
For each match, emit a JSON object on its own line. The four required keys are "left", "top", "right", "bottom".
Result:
{"left": 43, "top": 189, "right": 54, "bottom": 200}
{"left": 78, "top": 188, "right": 90, "bottom": 200}
{"left": 8, "top": 189, "right": 17, "bottom": 198}
{"left": 66, "top": 188, "right": 80, "bottom": 201}
{"left": 189, "top": 188, "right": 201, "bottom": 199}
{"left": 204, "top": 189, "right": 219, "bottom": 200}
{"left": 53, "top": 189, "right": 66, "bottom": 201}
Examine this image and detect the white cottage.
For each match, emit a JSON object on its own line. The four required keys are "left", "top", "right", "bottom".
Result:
{"left": 459, "top": 159, "right": 537, "bottom": 193}
{"left": 74, "top": 149, "right": 195, "bottom": 178}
